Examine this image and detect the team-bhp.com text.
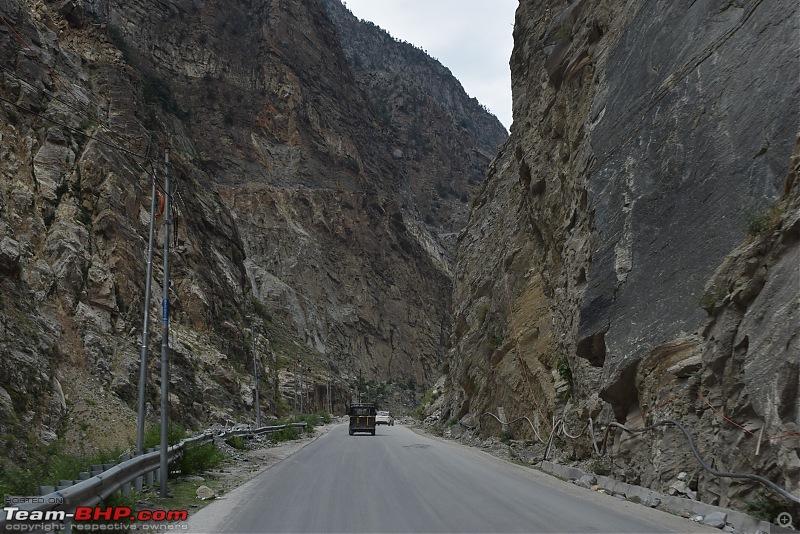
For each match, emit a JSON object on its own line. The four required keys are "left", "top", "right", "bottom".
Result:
{"left": 3, "top": 506, "right": 188, "bottom": 531}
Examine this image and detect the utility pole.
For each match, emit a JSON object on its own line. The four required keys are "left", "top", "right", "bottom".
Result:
{"left": 272, "top": 351, "right": 278, "bottom": 406}
{"left": 159, "top": 147, "right": 171, "bottom": 499}
{"left": 250, "top": 316, "right": 261, "bottom": 428}
{"left": 299, "top": 360, "right": 304, "bottom": 415}
{"left": 135, "top": 170, "right": 158, "bottom": 492}
{"left": 293, "top": 358, "right": 298, "bottom": 418}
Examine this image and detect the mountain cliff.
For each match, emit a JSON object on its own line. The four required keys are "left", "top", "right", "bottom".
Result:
{"left": 0, "top": 0, "right": 505, "bottom": 463}
{"left": 3, "top": 0, "right": 796, "bottom": 515}
{"left": 437, "top": 0, "right": 799, "bottom": 511}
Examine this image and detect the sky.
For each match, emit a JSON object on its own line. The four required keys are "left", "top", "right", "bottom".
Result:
{"left": 341, "top": 0, "right": 517, "bottom": 130}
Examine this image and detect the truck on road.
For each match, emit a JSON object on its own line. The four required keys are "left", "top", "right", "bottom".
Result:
{"left": 348, "top": 403, "right": 376, "bottom": 435}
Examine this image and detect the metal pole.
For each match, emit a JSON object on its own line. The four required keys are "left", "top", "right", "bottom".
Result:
{"left": 299, "top": 361, "right": 304, "bottom": 414}
{"left": 272, "top": 352, "right": 278, "bottom": 405}
{"left": 293, "top": 359, "right": 298, "bottom": 417}
{"left": 159, "top": 147, "right": 171, "bottom": 498}
{"left": 252, "top": 318, "right": 261, "bottom": 428}
{"left": 135, "top": 171, "right": 158, "bottom": 492}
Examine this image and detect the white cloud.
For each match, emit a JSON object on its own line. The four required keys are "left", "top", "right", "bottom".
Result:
{"left": 341, "top": 0, "right": 516, "bottom": 129}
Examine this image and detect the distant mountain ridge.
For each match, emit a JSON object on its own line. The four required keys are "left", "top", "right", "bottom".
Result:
{"left": 322, "top": 0, "right": 507, "bottom": 244}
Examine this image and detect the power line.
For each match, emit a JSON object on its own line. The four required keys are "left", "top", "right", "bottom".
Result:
{"left": 1, "top": 14, "right": 101, "bottom": 124}
{"left": 0, "top": 93, "right": 148, "bottom": 160}
{"left": 0, "top": 65, "right": 96, "bottom": 121}
{"left": 0, "top": 64, "right": 160, "bottom": 174}
{"left": 1, "top": 12, "right": 186, "bottom": 244}
{"left": 1, "top": 13, "right": 159, "bottom": 176}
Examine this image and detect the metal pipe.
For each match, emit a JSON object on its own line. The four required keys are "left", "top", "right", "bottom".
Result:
{"left": 159, "top": 147, "right": 171, "bottom": 498}
{"left": 135, "top": 171, "right": 158, "bottom": 492}
{"left": 252, "top": 317, "right": 261, "bottom": 428}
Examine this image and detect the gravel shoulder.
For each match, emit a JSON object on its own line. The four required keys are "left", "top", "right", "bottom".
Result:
{"left": 403, "top": 423, "right": 721, "bottom": 533}
{"left": 175, "top": 420, "right": 341, "bottom": 518}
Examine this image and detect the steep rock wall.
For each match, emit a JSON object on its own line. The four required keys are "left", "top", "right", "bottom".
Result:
{"left": 0, "top": 0, "right": 502, "bottom": 463}
{"left": 443, "top": 0, "right": 799, "bottom": 508}
{"left": 79, "top": 0, "right": 502, "bottom": 386}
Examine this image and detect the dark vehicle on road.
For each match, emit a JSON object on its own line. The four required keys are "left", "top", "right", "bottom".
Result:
{"left": 348, "top": 403, "right": 376, "bottom": 435}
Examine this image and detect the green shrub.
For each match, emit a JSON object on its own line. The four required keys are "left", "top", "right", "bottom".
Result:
{"left": 745, "top": 206, "right": 783, "bottom": 237}
{"left": 589, "top": 459, "right": 610, "bottom": 476}
{"left": 0, "top": 442, "right": 125, "bottom": 498}
{"left": 486, "top": 330, "right": 503, "bottom": 349}
{"left": 296, "top": 414, "right": 318, "bottom": 433}
{"left": 225, "top": 436, "right": 246, "bottom": 450}
{"left": 143, "top": 424, "right": 186, "bottom": 449}
{"left": 177, "top": 443, "right": 223, "bottom": 475}
{"left": 270, "top": 427, "right": 299, "bottom": 443}
{"left": 414, "top": 388, "right": 439, "bottom": 419}
{"left": 745, "top": 492, "right": 787, "bottom": 522}
{"left": 699, "top": 283, "right": 727, "bottom": 309}
{"left": 315, "top": 412, "right": 332, "bottom": 424}
{"left": 556, "top": 355, "right": 573, "bottom": 400}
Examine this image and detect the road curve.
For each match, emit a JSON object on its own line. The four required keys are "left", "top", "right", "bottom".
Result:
{"left": 184, "top": 423, "right": 716, "bottom": 533}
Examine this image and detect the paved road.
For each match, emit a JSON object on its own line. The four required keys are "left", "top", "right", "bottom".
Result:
{"left": 185, "top": 423, "right": 714, "bottom": 533}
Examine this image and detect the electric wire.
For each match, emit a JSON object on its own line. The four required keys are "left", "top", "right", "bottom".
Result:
{"left": 483, "top": 408, "right": 798, "bottom": 504}
{"left": 0, "top": 92, "right": 147, "bottom": 159}
{"left": 1, "top": 65, "right": 164, "bottom": 185}
{"left": 1, "top": 13, "right": 162, "bottom": 177}
{"left": 0, "top": 64, "right": 95, "bottom": 121}
{"left": 2, "top": 9, "right": 194, "bottom": 224}
{"left": 1, "top": 14, "right": 103, "bottom": 123}
{"left": 603, "top": 420, "right": 800, "bottom": 505}
{"left": 481, "top": 412, "right": 545, "bottom": 444}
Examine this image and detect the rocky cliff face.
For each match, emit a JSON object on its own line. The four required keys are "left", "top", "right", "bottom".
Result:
{"left": 440, "top": 0, "right": 799, "bottom": 510}
{"left": 0, "top": 0, "right": 504, "bottom": 463}
{"left": 321, "top": 0, "right": 507, "bottom": 246}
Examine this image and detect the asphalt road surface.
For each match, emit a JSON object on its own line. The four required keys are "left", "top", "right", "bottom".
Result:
{"left": 185, "top": 423, "right": 716, "bottom": 533}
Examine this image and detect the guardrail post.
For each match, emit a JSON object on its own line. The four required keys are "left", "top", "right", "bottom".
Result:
{"left": 91, "top": 464, "right": 103, "bottom": 477}
{"left": 121, "top": 455, "right": 131, "bottom": 496}
{"left": 146, "top": 448, "right": 155, "bottom": 487}
{"left": 154, "top": 447, "right": 162, "bottom": 484}
{"left": 78, "top": 471, "right": 90, "bottom": 480}
{"left": 57, "top": 480, "right": 73, "bottom": 491}
{"left": 38, "top": 485, "right": 55, "bottom": 495}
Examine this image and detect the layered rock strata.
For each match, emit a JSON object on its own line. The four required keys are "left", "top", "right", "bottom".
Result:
{"left": 441, "top": 0, "right": 799, "bottom": 508}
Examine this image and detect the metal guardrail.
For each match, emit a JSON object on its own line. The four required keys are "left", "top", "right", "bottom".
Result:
{"left": 0, "top": 422, "right": 307, "bottom": 530}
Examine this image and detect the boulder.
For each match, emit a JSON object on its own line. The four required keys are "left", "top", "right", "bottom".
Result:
{"left": 701, "top": 511, "right": 727, "bottom": 529}
{"left": 196, "top": 485, "right": 215, "bottom": 500}
{"left": 0, "top": 237, "right": 20, "bottom": 274}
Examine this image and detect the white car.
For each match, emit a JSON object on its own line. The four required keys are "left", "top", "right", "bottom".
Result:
{"left": 375, "top": 411, "right": 394, "bottom": 426}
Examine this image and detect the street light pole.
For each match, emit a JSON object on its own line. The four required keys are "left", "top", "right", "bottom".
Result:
{"left": 135, "top": 170, "right": 158, "bottom": 492}
{"left": 251, "top": 317, "right": 261, "bottom": 428}
{"left": 159, "top": 147, "right": 171, "bottom": 499}
{"left": 299, "top": 360, "right": 304, "bottom": 414}
{"left": 293, "top": 358, "right": 298, "bottom": 417}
